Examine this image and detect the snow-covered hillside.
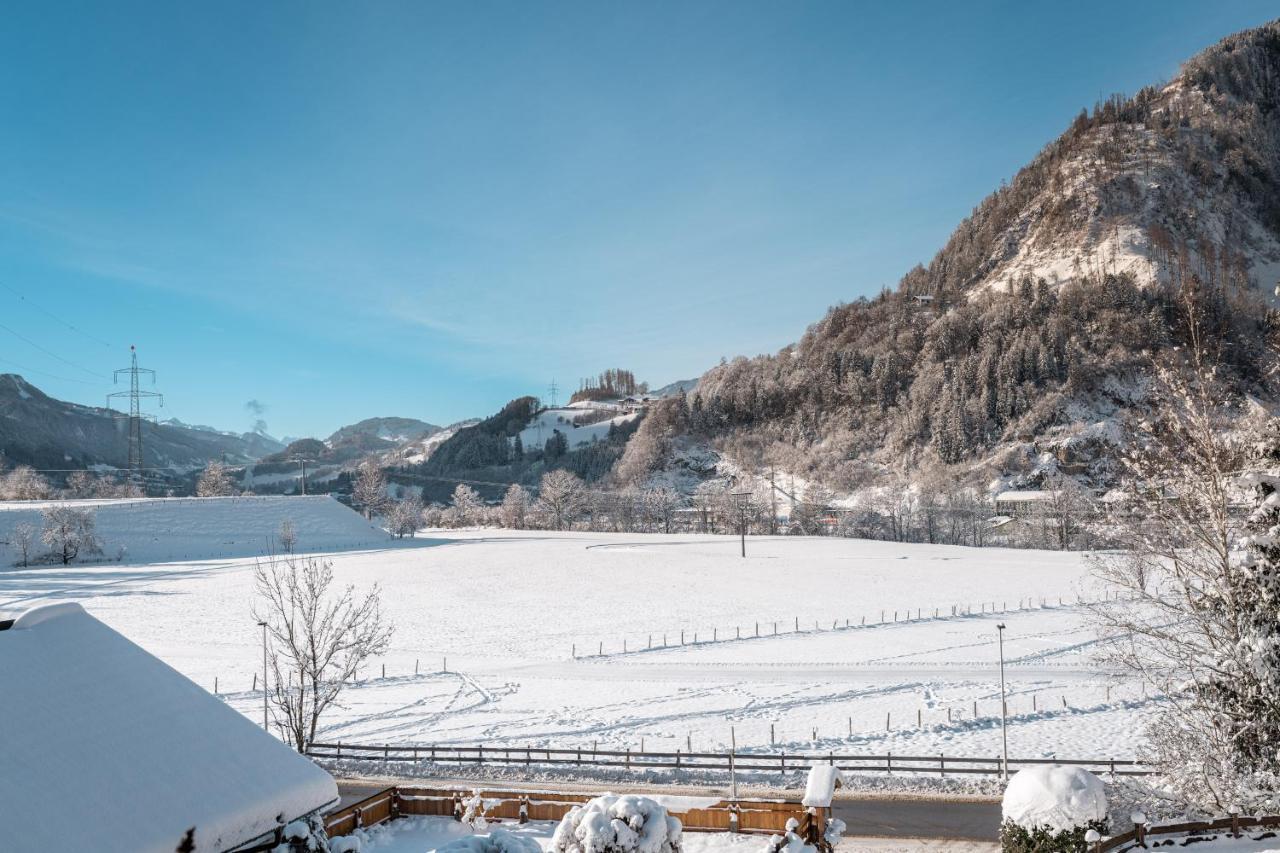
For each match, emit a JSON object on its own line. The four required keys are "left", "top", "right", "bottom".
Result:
{"left": 518, "top": 407, "right": 640, "bottom": 451}
{"left": 0, "top": 495, "right": 386, "bottom": 564}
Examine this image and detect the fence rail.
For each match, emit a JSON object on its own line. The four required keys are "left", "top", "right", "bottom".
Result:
{"left": 307, "top": 742, "right": 1151, "bottom": 777}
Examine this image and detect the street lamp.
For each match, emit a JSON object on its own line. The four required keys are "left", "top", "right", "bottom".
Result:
{"left": 257, "top": 620, "right": 269, "bottom": 733}
{"left": 996, "top": 622, "right": 1008, "bottom": 779}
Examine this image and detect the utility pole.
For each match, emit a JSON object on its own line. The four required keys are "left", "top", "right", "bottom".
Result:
{"left": 731, "top": 492, "right": 751, "bottom": 558}
{"left": 997, "top": 622, "right": 1008, "bottom": 779}
{"left": 291, "top": 457, "right": 308, "bottom": 495}
{"left": 107, "top": 345, "right": 163, "bottom": 478}
{"left": 258, "top": 620, "right": 269, "bottom": 733}
{"left": 769, "top": 467, "right": 778, "bottom": 535}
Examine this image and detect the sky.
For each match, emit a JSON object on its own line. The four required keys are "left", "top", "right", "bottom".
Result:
{"left": 1, "top": 1, "right": 1277, "bottom": 440}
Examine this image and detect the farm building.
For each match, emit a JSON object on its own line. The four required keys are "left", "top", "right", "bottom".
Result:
{"left": 994, "top": 490, "right": 1057, "bottom": 517}
{"left": 0, "top": 602, "right": 338, "bottom": 853}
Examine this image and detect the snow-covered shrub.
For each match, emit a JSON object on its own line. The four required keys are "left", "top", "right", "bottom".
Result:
{"left": 549, "top": 794, "right": 682, "bottom": 853}
{"left": 327, "top": 836, "right": 362, "bottom": 853}
{"left": 765, "top": 813, "right": 845, "bottom": 853}
{"left": 1000, "top": 766, "right": 1106, "bottom": 853}
{"left": 274, "top": 815, "right": 329, "bottom": 852}
{"left": 437, "top": 829, "right": 543, "bottom": 853}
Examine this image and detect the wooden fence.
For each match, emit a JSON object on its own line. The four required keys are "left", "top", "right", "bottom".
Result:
{"left": 1098, "top": 813, "right": 1280, "bottom": 852}
{"left": 307, "top": 742, "right": 1151, "bottom": 777}
{"left": 323, "top": 785, "right": 802, "bottom": 840}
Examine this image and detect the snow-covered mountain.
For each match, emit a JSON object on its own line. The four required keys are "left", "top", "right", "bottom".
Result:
{"left": 612, "top": 20, "right": 1280, "bottom": 502}
{"left": 326, "top": 416, "right": 440, "bottom": 447}
{"left": 0, "top": 374, "right": 284, "bottom": 471}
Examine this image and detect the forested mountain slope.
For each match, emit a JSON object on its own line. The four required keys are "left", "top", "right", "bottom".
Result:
{"left": 615, "top": 20, "right": 1280, "bottom": 499}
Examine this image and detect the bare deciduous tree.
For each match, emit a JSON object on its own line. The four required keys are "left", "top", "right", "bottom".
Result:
{"left": 499, "top": 484, "right": 529, "bottom": 529}
{"left": 450, "top": 483, "right": 483, "bottom": 527}
{"left": 352, "top": 460, "right": 387, "bottom": 519}
{"left": 278, "top": 519, "right": 298, "bottom": 553}
{"left": 388, "top": 494, "right": 424, "bottom": 538}
{"left": 537, "top": 469, "right": 585, "bottom": 530}
{"left": 39, "top": 505, "right": 99, "bottom": 565}
{"left": 9, "top": 521, "right": 36, "bottom": 567}
{"left": 196, "top": 461, "right": 236, "bottom": 497}
{"left": 252, "top": 554, "right": 393, "bottom": 751}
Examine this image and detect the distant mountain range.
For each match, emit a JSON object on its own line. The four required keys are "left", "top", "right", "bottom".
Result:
{"left": 0, "top": 374, "right": 286, "bottom": 471}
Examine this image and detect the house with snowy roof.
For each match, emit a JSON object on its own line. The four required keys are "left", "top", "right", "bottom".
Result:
{"left": 0, "top": 602, "right": 338, "bottom": 853}
{"left": 994, "top": 489, "right": 1057, "bottom": 516}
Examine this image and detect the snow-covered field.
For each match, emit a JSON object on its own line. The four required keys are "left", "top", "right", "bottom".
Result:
{"left": 0, "top": 519, "right": 1152, "bottom": 767}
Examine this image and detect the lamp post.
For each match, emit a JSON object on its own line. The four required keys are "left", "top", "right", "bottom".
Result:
{"left": 997, "top": 622, "right": 1008, "bottom": 779}
{"left": 257, "top": 620, "right": 269, "bottom": 732}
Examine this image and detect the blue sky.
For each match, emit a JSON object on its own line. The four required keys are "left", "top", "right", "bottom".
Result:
{"left": 2, "top": 1, "right": 1276, "bottom": 440}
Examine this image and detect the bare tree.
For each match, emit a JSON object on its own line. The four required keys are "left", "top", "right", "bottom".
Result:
{"left": 196, "top": 461, "right": 236, "bottom": 497}
{"left": 0, "top": 465, "right": 52, "bottom": 500}
{"left": 388, "top": 494, "right": 423, "bottom": 538}
{"left": 643, "top": 486, "right": 682, "bottom": 534}
{"left": 252, "top": 554, "right": 393, "bottom": 751}
{"left": 1088, "top": 349, "right": 1272, "bottom": 808}
{"left": 278, "top": 519, "right": 298, "bottom": 554}
{"left": 537, "top": 469, "right": 585, "bottom": 530}
{"left": 64, "top": 470, "right": 97, "bottom": 499}
{"left": 9, "top": 521, "right": 36, "bottom": 567}
{"left": 499, "top": 484, "right": 529, "bottom": 529}
{"left": 352, "top": 460, "right": 387, "bottom": 519}
{"left": 450, "top": 483, "right": 483, "bottom": 527}
{"left": 39, "top": 505, "right": 99, "bottom": 565}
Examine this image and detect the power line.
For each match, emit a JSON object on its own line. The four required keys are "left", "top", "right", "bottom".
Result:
{"left": 0, "top": 282, "right": 115, "bottom": 348}
{"left": 106, "top": 345, "right": 163, "bottom": 472}
{"left": 0, "top": 355, "right": 100, "bottom": 386}
{"left": 0, "top": 320, "right": 109, "bottom": 379}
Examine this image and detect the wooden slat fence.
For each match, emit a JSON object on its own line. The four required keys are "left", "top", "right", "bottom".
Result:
{"left": 307, "top": 742, "right": 1151, "bottom": 777}
{"left": 1098, "top": 814, "right": 1280, "bottom": 852}
{"left": 322, "top": 785, "right": 802, "bottom": 840}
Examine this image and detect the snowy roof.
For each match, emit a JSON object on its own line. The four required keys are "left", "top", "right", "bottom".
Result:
{"left": 0, "top": 602, "right": 338, "bottom": 853}
{"left": 801, "top": 765, "right": 844, "bottom": 807}
{"left": 995, "top": 490, "right": 1056, "bottom": 503}
{"left": 1002, "top": 766, "right": 1106, "bottom": 833}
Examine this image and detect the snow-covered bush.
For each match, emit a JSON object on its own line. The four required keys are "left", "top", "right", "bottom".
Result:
{"left": 274, "top": 815, "right": 328, "bottom": 852}
{"left": 1000, "top": 766, "right": 1106, "bottom": 853}
{"left": 549, "top": 795, "right": 682, "bottom": 853}
{"left": 437, "top": 829, "right": 543, "bottom": 853}
{"left": 765, "top": 813, "right": 846, "bottom": 853}
{"left": 327, "top": 836, "right": 362, "bottom": 853}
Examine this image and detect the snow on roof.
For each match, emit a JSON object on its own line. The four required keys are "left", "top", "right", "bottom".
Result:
{"left": 0, "top": 602, "right": 338, "bottom": 853}
{"left": 801, "top": 765, "right": 844, "bottom": 807}
{"left": 1002, "top": 766, "right": 1106, "bottom": 833}
{"left": 995, "top": 490, "right": 1056, "bottom": 502}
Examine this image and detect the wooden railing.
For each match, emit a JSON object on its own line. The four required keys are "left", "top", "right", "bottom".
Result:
{"left": 307, "top": 742, "right": 1152, "bottom": 777}
{"left": 1099, "top": 813, "right": 1280, "bottom": 852}
{"left": 322, "top": 785, "right": 803, "bottom": 840}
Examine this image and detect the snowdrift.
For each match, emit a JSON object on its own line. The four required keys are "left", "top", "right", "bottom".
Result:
{"left": 0, "top": 494, "right": 386, "bottom": 564}
{"left": 1003, "top": 765, "right": 1107, "bottom": 833}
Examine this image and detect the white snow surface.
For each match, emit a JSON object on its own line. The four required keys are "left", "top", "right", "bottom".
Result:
{"left": 0, "top": 528, "right": 1150, "bottom": 770}
{"left": 0, "top": 602, "right": 338, "bottom": 853}
{"left": 0, "top": 494, "right": 386, "bottom": 563}
{"left": 518, "top": 408, "right": 639, "bottom": 451}
{"left": 802, "top": 766, "right": 845, "bottom": 808}
{"left": 1001, "top": 766, "right": 1106, "bottom": 833}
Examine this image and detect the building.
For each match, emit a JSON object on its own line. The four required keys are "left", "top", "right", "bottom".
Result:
{"left": 0, "top": 602, "right": 338, "bottom": 853}
{"left": 993, "top": 490, "right": 1057, "bottom": 516}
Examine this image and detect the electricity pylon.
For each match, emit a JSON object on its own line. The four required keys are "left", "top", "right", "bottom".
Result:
{"left": 107, "top": 345, "right": 163, "bottom": 473}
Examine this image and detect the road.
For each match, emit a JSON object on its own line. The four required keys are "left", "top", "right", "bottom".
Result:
{"left": 333, "top": 777, "right": 1001, "bottom": 843}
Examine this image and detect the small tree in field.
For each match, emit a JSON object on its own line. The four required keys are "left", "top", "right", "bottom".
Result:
{"left": 196, "top": 461, "right": 236, "bottom": 497}
{"left": 450, "top": 483, "right": 484, "bottom": 527}
{"left": 278, "top": 519, "right": 298, "bottom": 553}
{"left": 9, "top": 521, "right": 36, "bottom": 567}
{"left": 499, "top": 484, "right": 529, "bottom": 529}
{"left": 537, "top": 469, "right": 584, "bottom": 530}
{"left": 252, "top": 554, "right": 393, "bottom": 751}
{"left": 389, "top": 494, "right": 423, "bottom": 538}
{"left": 40, "top": 506, "right": 99, "bottom": 565}
{"left": 352, "top": 460, "right": 387, "bottom": 519}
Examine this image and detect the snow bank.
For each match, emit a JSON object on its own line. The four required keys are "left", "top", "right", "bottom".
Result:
{"left": 550, "top": 795, "right": 683, "bottom": 853}
{"left": 801, "top": 766, "right": 844, "bottom": 807}
{"left": 438, "top": 829, "right": 545, "bottom": 853}
{"left": 0, "top": 494, "right": 385, "bottom": 564}
{"left": 1002, "top": 766, "right": 1107, "bottom": 833}
{"left": 0, "top": 602, "right": 338, "bottom": 853}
